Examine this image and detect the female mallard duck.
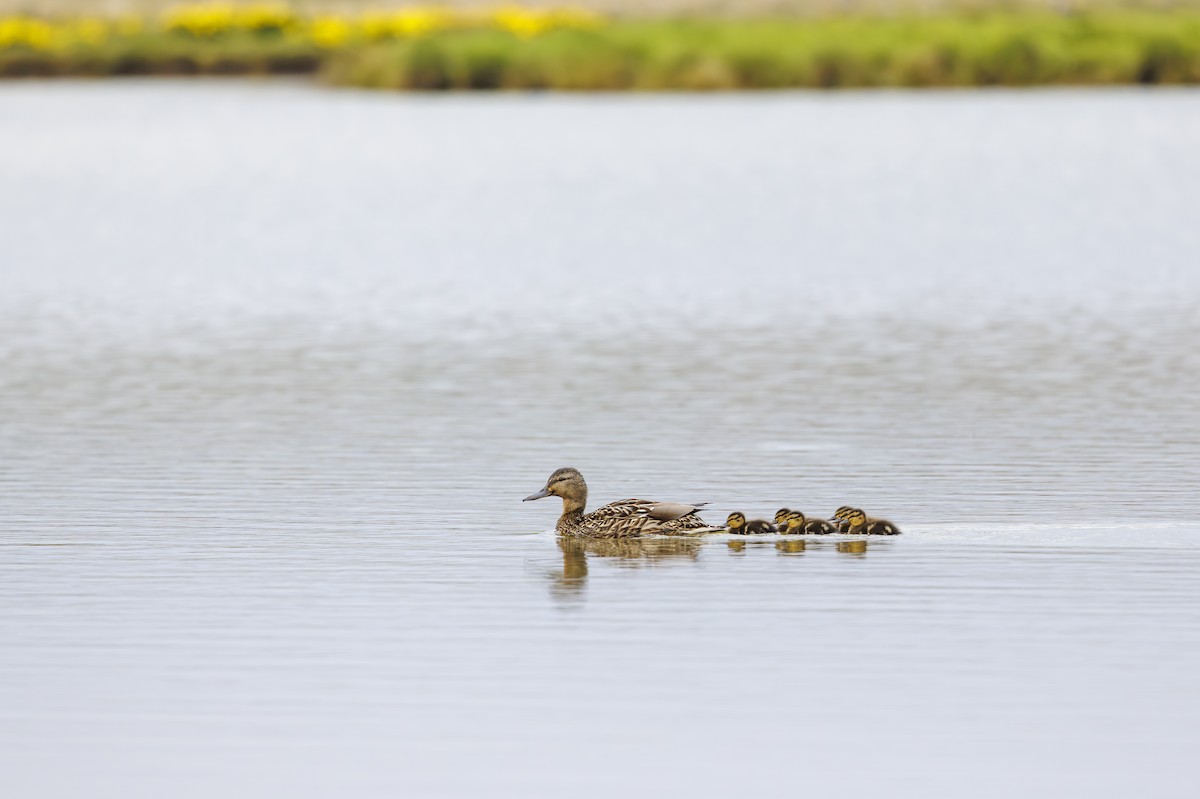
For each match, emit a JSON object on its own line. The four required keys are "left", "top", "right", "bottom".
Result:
{"left": 524, "top": 467, "right": 720, "bottom": 539}
{"left": 778, "top": 509, "right": 835, "bottom": 535}
{"left": 839, "top": 508, "right": 901, "bottom": 536}
{"left": 725, "top": 511, "right": 775, "bottom": 535}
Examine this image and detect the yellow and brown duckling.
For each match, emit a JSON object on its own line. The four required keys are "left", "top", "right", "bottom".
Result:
{"left": 524, "top": 467, "right": 721, "bottom": 539}
{"left": 777, "top": 509, "right": 836, "bottom": 535}
{"left": 837, "top": 508, "right": 901, "bottom": 536}
{"left": 725, "top": 512, "right": 775, "bottom": 536}
{"left": 830, "top": 505, "right": 856, "bottom": 533}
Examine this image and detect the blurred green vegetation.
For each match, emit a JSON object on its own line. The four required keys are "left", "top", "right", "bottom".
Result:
{"left": 2, "top": 5, "right": 1199, "bottom": 87}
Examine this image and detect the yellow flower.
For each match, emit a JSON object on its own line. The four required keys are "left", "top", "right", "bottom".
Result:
{"left": 492, "top": 6, "right": 550, "bottom": 39}
{"left": 360, "top": 7, "right": 450, "bottom": 40}
{"left": 234, "top": 4, "right": 296, "bottom": 34}
{"left": 392, "top": 8, "right": 449, "bottom": 38}
{"left": 547, "top": 8, "right": 605, "bottom": 31}
{"left": 310, "top": 16, "right": 350, "bottom": 49}
{"left": 164, "top": 3, "right": 236, "bottom": 38}
{"left": 0, "top": 17, "right": 55, "bottom": 51}
{"left": 488, "top": 6, "right": 603, "bottom": 38}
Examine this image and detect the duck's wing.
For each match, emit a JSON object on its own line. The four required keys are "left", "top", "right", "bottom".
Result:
{"left": 645, "top": 501, "right": 708, "bottom": 521}
{"left": 580, "top": 499, "right": 719, "bottom": 538}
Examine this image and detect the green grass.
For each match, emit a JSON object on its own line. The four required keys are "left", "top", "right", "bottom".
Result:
{"left": 0, "top": 33, "right": 320, "bottom": 77}
{"left": 3, "top": 11, "right": 1200, "bottom": 88}
{"left": 322, "top": 13, "right": 1200, "bottom": 90}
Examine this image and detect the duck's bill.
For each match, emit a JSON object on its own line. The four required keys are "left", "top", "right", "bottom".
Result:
{"left": 523, "top": 487, "right": 551, "bottom": 501}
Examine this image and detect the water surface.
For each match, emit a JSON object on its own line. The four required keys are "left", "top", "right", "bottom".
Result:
{"left": 1, "top": 82, "right": 1198, "bottom": 798}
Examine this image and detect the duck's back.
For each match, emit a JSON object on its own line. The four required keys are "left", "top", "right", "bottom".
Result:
{"left": 563, "top": 498, "right": 717, "bottom": 539}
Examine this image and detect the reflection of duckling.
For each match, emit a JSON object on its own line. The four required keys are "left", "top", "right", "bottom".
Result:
{"left": 841, "top": 508, "right": 901, "bottom": 536}
{"left": 779, "top": 510, "right": 835, "bottom": 535}
{"left": 837, "top": 539, "right": 868, "bottom": 555}
{"left": 725, "top": 512, "right": 774, "bottom": 535}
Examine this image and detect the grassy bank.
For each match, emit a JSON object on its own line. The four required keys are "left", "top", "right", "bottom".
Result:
{"left": 2, "top": 4, "right": 1199, "bottom": 87}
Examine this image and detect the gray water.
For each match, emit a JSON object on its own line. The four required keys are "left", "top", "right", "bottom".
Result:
{"left": 1, "top": 81, "right": 1198, "bottom": 798}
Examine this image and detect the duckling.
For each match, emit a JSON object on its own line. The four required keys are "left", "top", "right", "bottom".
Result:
{"left": 777, "top": 510, "right": 803, "bottom": 535}
{"left": 840, "top": 508, "right": 901, "bottom": 536}
{"left": 779, "top": 510, "right": 835, "bottom": 535}
{"left": 747, "top": 518, "right": 776, "bottom": 535}
{"left": 725, "top": 512, "right": 775, "bottom": 535}
{"left": 801, "top": 512, "right": 836, "bottom": 536}
{"left": 524, "top": 467, "right": 722, "bottom": 539}
{"left": 830, "top": 505, "right": 856, "bottom": 533}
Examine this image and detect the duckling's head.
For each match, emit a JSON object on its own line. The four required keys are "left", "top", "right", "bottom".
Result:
{"left": 774, "top": 508, "right": 791, "bottom": 525}
{"left": 726, "top": 512, "right": 746, "bottom": 532}
{"left": 524, "top": 467, "right": 588, "bottom": 512}
{"left": 832, "top": 505, "right": 855, "bottom": 521}
{"left": 783, "top": 510, "right": 807, "bottom": 532}
{"left": 842, "top": 508, "right": 868, "bottom": 528}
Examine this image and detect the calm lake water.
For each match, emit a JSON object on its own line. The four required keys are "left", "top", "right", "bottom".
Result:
{"left": 1, "top": 81, "right": 1198, "bottom": 798}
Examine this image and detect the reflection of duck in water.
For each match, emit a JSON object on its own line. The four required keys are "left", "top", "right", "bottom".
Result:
{"left": 834, "top": 508, "right": 901, "bottom": 536}
{"left": 564, "top": 536, "right": 702, "bottom": 563}
{"left": 554, "top": 535, "right": 702, "bottom": 594}
{"left": 725, "top": 511, "right": 775, "bottom": 535}
{"left": 525, "top": 467, "right": 720, "bottom": 538}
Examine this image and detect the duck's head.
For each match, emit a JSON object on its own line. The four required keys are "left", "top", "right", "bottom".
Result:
{"left": 782, "top": 510, "right": 807, "bottom": 533}
{"left": 774, "top": 508, "right": 791, "bottom": 525}
{"left": 524, "top": 467, "right": 588, "bottom": 512}
{"left": 725, "top": 512, "right": 746, "bottom": 532}
{"left": 842, "top": 508, "right": 868, "bottom": 529}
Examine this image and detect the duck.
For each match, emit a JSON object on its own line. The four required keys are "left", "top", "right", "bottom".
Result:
{"left": 524, "top": 467, "right": 721, "bottom": 539}
{"left": 725, "top": 512, "right": 775, "bottom": 535}
{"left": 778, "top": 509, "right": 836, "bottom": 535}
{"left": 839, "top": 508, "right": 901, "bottom": 536}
